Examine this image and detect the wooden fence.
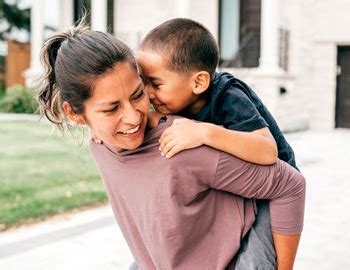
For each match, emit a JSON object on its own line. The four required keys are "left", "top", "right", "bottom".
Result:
{"left": 5, "top": 39, "right": 30, "bottom": 88}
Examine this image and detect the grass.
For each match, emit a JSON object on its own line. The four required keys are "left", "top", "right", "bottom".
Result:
{"left": 0, "top": 120, "right": 107, "bottom": 230}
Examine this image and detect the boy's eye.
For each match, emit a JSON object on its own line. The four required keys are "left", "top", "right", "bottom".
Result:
{"left": 152, "top": 82, "right": 161, "bottom": 88}
{"left": 140, "top": 75, "right": 147, "bottom": 84}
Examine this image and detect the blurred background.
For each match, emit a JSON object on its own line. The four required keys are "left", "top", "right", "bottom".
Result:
{"left": 1, "top": 0, "right": 350, "bottom": 130}
{"left": 0, "top": 0, "right": 349, "bottom": 269}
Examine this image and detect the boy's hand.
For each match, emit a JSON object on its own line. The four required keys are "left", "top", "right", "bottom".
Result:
{"left": 159, "top": 119, "right": 205, "bottom": 158}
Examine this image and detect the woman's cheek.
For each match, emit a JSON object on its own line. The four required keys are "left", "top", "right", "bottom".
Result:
{"left": 144, "top": 97, "right": 151, "bottom": 110}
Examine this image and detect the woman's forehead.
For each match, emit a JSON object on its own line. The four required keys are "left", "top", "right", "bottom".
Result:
{"left": 92, "top": 63, "right": 141, "bottom": 99}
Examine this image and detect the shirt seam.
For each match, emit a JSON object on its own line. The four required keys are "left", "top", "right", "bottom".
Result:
{"left": 212, "top": 152, "right": 222, "bottom": 189}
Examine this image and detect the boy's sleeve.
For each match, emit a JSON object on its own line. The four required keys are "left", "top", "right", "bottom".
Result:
{"left": 221, "top": 87, "right": 269, "bottom": 132}
{"left": 211, "top": 152, "right": 306, "bottom": 235}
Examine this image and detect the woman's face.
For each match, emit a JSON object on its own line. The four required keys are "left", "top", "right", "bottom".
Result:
{"left": 82, "top": 62, "right": 150, "bottom": 151}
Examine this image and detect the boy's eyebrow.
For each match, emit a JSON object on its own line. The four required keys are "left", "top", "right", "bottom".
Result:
{"left": 147, "top": 76, "right": 162, "bottom": 82}
{"left": 96, "top": 81, "right": 143, "bottom": 106}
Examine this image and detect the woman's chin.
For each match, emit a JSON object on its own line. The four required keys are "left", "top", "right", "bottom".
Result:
{"left": 116, "top": 123, "right": 146, "bottom": 150}
{"left": 124, "top": 133, "right": 145, "bottom": 150}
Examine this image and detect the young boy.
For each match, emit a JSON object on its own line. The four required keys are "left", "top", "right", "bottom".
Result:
{"left": 137, "top": 18, "right": 300, "bottom": 269}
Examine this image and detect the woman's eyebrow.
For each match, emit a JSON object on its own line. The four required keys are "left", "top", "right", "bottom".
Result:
{"left": 96, "top": 81, "right": 144, "bottom": 107}
{"left": 131, "top": 81, "right": 144, "bottom": 95}
{"left": 96, "top": 100, "right": 120, "bottom": 107}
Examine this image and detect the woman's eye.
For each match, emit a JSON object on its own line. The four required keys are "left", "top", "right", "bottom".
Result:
{"left": 103, "top": 106, "right": 119, "bottom": 113}
{"left": 133, "top": 90, "right": 145, "bottom": 100}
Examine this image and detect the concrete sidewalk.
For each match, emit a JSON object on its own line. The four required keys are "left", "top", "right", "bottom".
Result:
{"left": 0, "top": 115, "right": 349, "bottom": 269}
{"left": 0, "top": 112, "right": 41, "bottom": 121}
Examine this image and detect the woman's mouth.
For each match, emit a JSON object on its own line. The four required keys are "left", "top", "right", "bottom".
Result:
{"left": 120, "top": 125, "right": 140, "bottom": 134}
{"left": 117, "top": 124, "right": 142, "bottom": 138}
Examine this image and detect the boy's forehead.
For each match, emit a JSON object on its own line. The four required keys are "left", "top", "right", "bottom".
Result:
{"left": 138, "top": 51, "right": 163, "bottom": 63}
{"left": 137, "top": 51, "right": 169, "bottom": 73}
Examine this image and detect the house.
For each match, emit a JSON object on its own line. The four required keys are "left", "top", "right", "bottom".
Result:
{"left": 26, "top": 0, "right": 350, "bottom": 130}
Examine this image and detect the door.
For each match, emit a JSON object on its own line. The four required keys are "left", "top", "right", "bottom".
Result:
{"left": 336, "top": 46, "right": 350, "bottom": 128}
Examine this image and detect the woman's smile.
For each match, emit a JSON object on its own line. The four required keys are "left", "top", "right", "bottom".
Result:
{"left": 116, "top": 122, "right": 143, "bottom": 139}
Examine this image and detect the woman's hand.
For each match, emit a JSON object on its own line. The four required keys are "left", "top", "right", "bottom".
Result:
{"left": 159, "top": 119, "right": 205, "bottom": 158}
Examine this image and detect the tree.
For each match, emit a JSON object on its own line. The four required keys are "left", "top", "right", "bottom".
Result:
{"left": 0, "top": 0, "right": 30, "bottom": 41}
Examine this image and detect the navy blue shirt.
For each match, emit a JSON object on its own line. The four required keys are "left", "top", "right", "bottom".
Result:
{"left": 191, "top": 72, "right": 297, "bottom": 169}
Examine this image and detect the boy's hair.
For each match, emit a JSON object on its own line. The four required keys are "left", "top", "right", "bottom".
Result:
{"left": 140, "top": 18, "right": 219, "bottom": 79}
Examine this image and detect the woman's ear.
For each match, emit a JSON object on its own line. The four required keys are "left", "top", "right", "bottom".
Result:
{"left": 192, "top": 71, "right": 211, "bottom": 95}
{"left": 62, "top": 101, "right": 85, "bottom": 125}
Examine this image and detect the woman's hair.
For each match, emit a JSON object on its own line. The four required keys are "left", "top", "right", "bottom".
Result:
{"left": 37, "top": 19, "right": 137, "bottom": 131}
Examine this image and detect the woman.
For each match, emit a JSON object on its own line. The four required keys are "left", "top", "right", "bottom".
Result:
{"left": 37, "top": 24, "right": 305, "bottom": 269}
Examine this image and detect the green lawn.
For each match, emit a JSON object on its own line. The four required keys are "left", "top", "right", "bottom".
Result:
{"left": 0, "top": 120, "right": 107, "bottom": 230}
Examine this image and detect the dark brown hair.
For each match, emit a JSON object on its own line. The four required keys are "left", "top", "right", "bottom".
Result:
{"left": 140, "top": 18, "right": 219, "bottom": 79}
{"left": 37, "top": 20, "right": 137, "bottom": 130}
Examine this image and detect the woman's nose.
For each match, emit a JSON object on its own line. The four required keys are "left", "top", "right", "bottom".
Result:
{"left": 123, "top": 103, "right": 141, "bottom": 124}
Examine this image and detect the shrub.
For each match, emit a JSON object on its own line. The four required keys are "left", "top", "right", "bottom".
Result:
{"left": 0, "top": 81, "right": 5, "bottom": 97}
{"left": 0, "top": 84, "right": 39, "bottom": 114}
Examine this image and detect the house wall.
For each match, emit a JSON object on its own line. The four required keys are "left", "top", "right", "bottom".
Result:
{"left": 226, "top": 0, "right": 350, "bottom": 131}
{"left": 111, "top": 0, "right": 350, "bottom": 130}
{"left": 288, "top": 0, "right": 350, "bottom": 130}
{"left": 113, "top": 0, "right": 218, "bottom": 50}
{"left": 275, "top": 0, "right": 312, "bottom": 131}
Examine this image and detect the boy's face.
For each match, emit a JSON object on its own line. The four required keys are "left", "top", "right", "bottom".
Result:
{"left": 137, "top": 51, "right": 197, "bottom": 114}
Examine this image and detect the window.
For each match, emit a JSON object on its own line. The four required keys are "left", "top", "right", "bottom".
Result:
{"left": 279, "top": 28, "right": 289, "bottom": 71}
{"left": 107, "top": 0, "right": 114, "bottom": 34}
{"left": 219, "top": 0, "right": 261, "bottom": 68}
{"left": 74, "top": 0, "right": 91, "bottom": 25}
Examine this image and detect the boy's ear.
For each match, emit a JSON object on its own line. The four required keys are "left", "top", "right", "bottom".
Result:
{"left": 192, "top": 71, "right": 211, "bottom": 95}
{"left": 62, "top": 101, "right": 85, "bottom": 125}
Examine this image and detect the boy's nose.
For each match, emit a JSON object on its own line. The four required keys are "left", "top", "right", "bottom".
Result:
{"left": 145, "top": 85, "right": 155, "bottom": 98}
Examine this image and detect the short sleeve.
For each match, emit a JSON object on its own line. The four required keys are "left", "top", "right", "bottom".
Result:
{"left": 221, "top": 87, "right": 269, "bottom": 132}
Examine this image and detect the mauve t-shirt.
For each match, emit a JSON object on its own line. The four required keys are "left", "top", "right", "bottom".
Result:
{"left": 90, "top": 116, "right": 305, "bottom": 270}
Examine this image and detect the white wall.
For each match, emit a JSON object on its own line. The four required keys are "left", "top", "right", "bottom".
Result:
{"left": 113, "top": 0, "right": 218, "bottom": 50}
{"left": 236, "top": 0, "right": 350, "bottom": 130}
{"left": 290, "top": 0, "right": 350, "bottom": 129}
{"left": 46, "top": 0, "right": 349, "bottom": 130}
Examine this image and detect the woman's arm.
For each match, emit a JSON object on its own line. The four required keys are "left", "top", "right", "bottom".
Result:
{"left": 212, "top": 155, "right": 306, "bottom": 235}
{"left": 211, "top": 154, "right": 305, "bottom": 270}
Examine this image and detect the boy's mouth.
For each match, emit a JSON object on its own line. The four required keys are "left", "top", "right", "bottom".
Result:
{"left": 151, "top": 100, "right": 165, "bottom": 108}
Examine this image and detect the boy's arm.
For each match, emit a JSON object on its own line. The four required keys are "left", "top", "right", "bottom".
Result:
{"left": 159, "top": 118, "right": 278, "bottom": 165}
{"left": 273, "top": 233, "right": 301, "bottom": 270}
{"left": 201, "top": 122, "right": 278, "bottom": 164}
